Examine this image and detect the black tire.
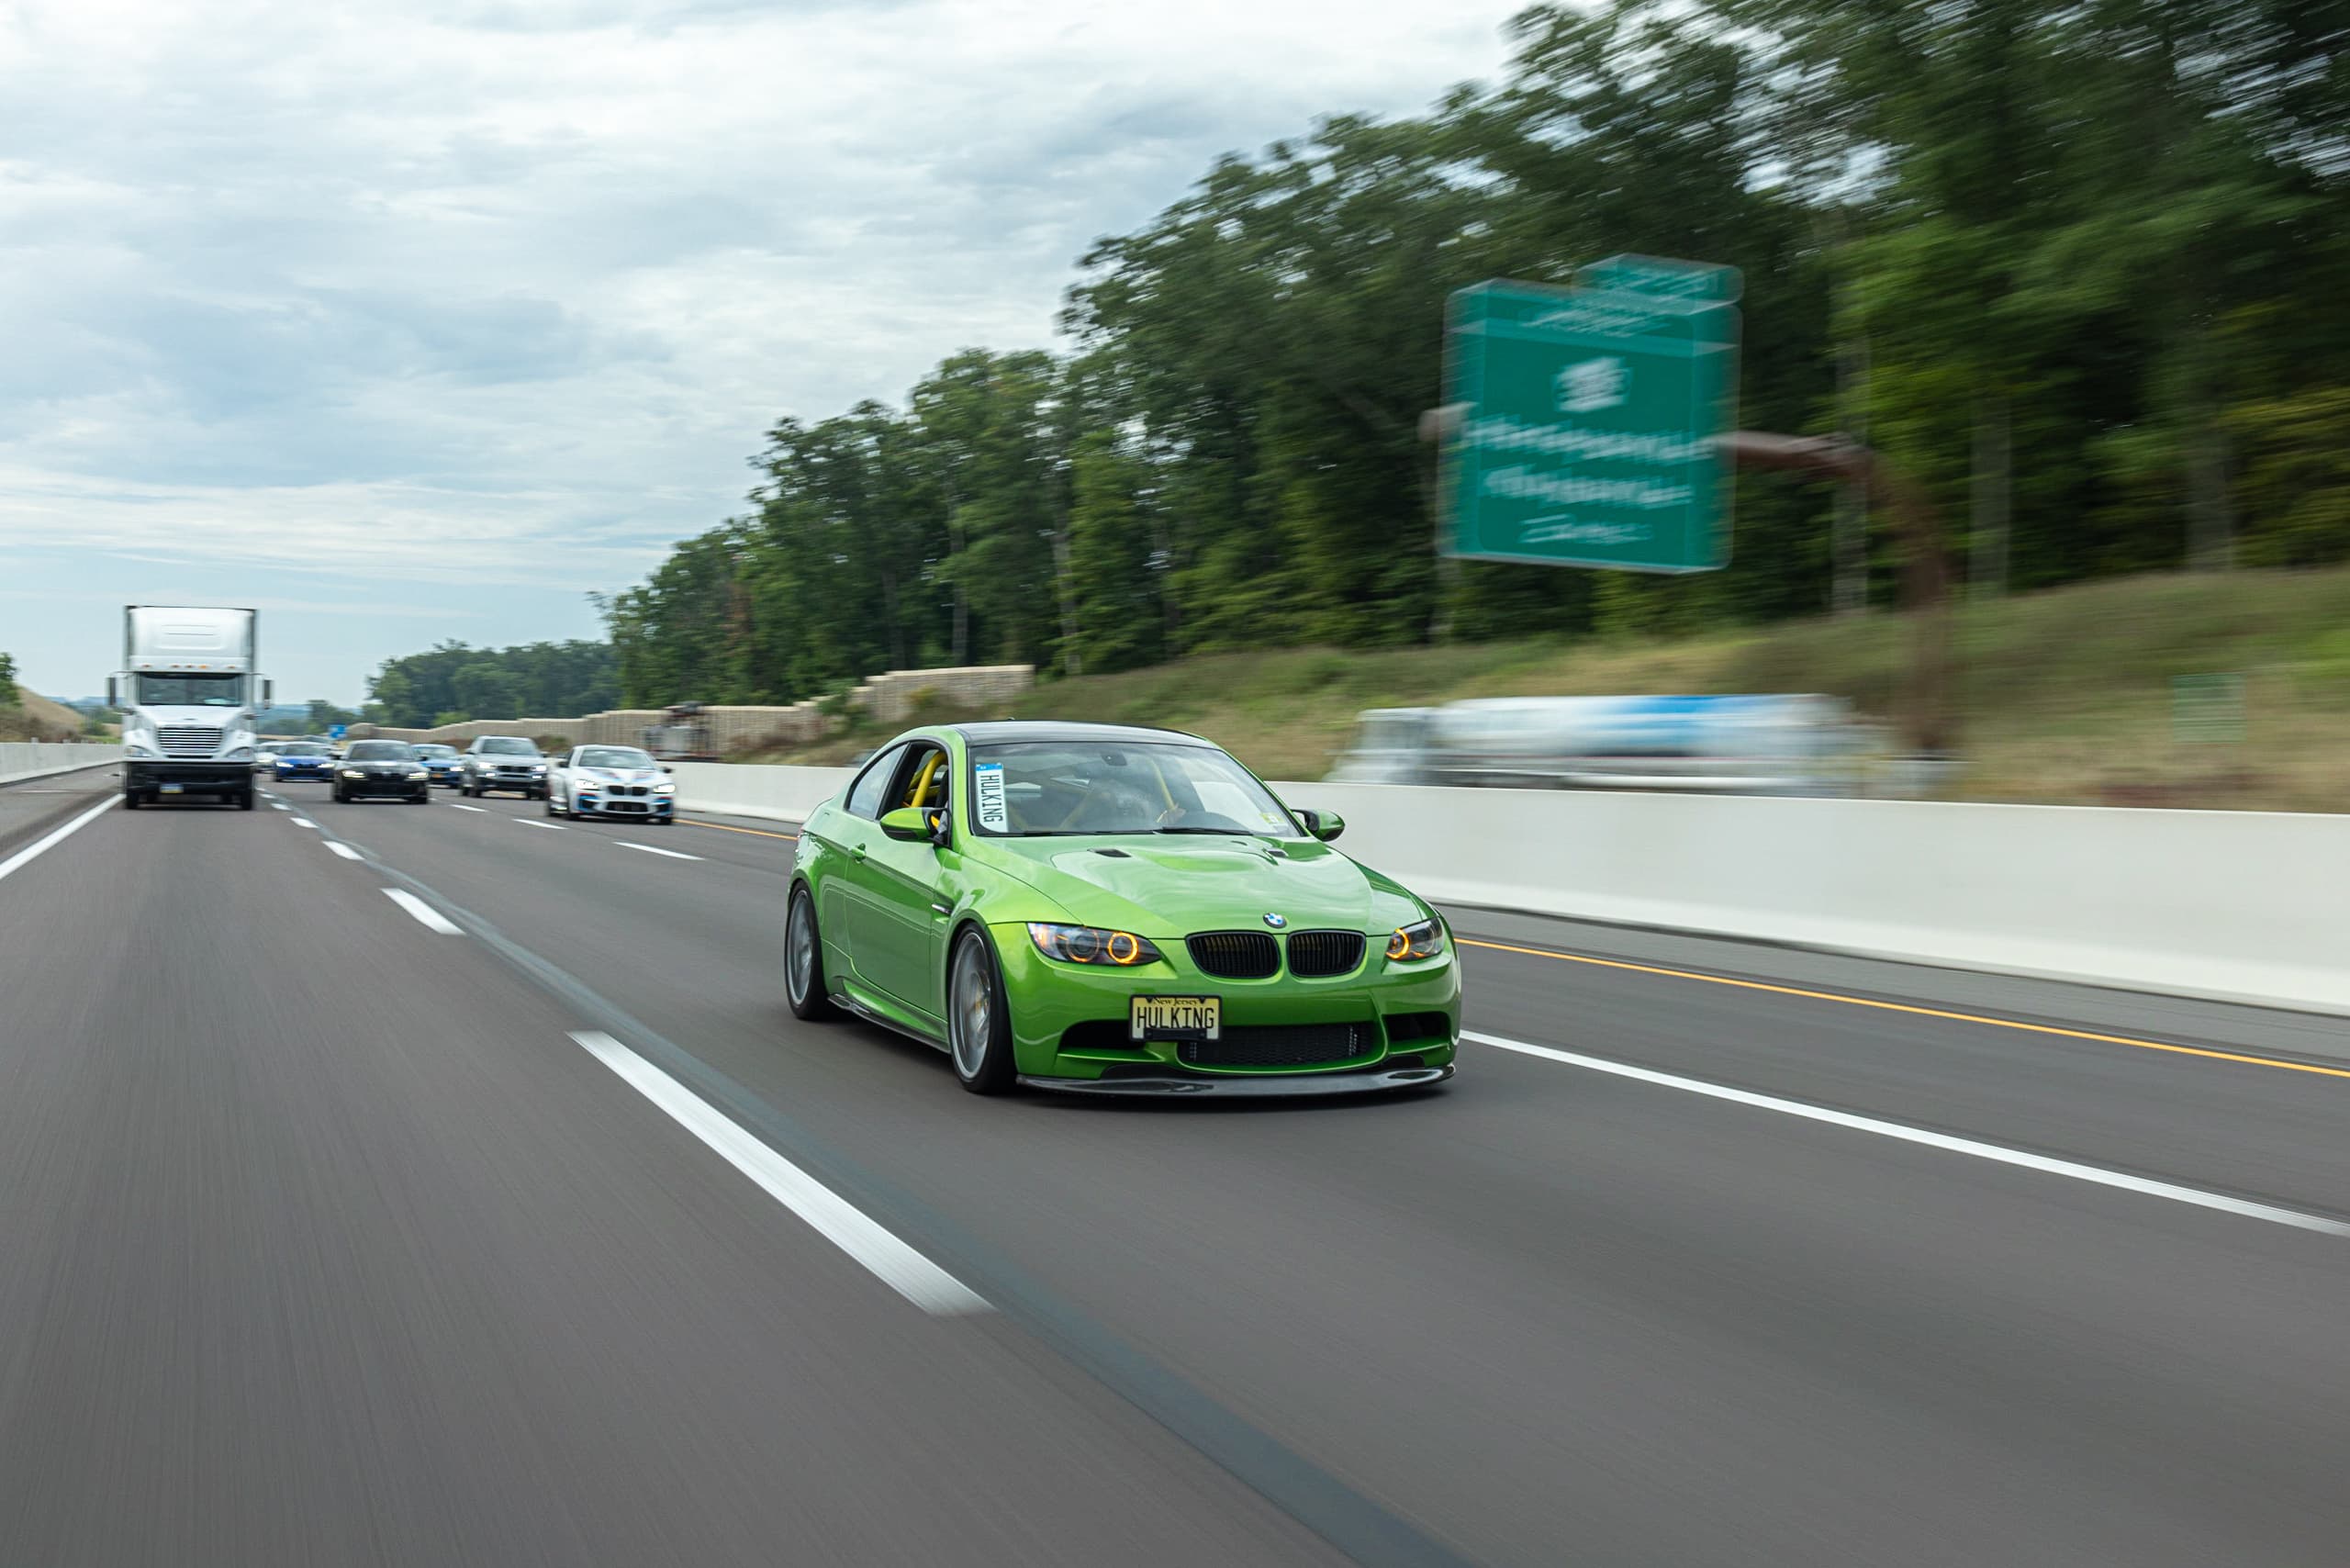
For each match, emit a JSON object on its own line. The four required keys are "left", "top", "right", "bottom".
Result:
{"left": 784, "top": 883, "right": 839, "bottom": 1022}
{"left": 123, "top": 789, "right": 140, "bottom": 810}
{"left": 330, "top": 785, "right": 343, "bottom": 803}
{"left": 236, "top": 789, "right": 254, "bottom": 811}
{"left": 946, "top": 927, "right": 1018, "bottom": 1095}
{"left": 543, "top": 790, "right": 557, "bottom": 817}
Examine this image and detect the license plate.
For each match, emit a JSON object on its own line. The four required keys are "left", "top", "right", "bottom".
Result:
{"left": 159, "top": 783, "right": 184, "bottom": 795}
{"left": 1131, "top": 995, "right": 1220, "bottom": 1042}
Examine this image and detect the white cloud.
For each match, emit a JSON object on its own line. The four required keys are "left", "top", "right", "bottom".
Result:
{"left": 1, "top": 0, "right": 1520, "bottom": 598}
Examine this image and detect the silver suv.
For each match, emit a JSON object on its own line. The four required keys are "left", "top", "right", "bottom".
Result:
{"left": 457, "top": 735, "right": 548, "bottom": 799}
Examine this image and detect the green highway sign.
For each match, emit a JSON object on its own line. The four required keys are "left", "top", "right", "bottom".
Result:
{"left": 1442, "top": 274, "right": 1739, "bottom": 574}
{"left": 1580, "top": 252, "right": 1743, "bottom": 304}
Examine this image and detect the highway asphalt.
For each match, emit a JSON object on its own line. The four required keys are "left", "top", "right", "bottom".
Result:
{"left": 5, "top": 767, "right": 2349, "bottom": 1565}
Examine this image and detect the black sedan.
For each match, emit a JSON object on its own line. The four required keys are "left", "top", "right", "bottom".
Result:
{"left": 331, "top": 740, "right": 432, "bottom": 803}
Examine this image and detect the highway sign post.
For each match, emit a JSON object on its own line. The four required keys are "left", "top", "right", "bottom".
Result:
{"left": 1441, "top": 269, "right": 1739, "bottom": 574}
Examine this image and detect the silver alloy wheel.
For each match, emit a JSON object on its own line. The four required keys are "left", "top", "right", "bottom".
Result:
{"left": 950, "top": 937, "right": 991, "bottom": 1079}
{"left": 787, "top": 892, "right": 816, "bottom": 1007}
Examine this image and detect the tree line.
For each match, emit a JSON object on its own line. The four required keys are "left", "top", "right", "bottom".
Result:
{"left": 588, "top": 0, "right": 2350, "bottom": 709}
{"left": 367, "top": 640, "right": 619, "bottom": 729}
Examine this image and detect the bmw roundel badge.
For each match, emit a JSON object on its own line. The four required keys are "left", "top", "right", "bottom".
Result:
{"left": 1262, "top": 913, "right": 1288, "bottom": 929}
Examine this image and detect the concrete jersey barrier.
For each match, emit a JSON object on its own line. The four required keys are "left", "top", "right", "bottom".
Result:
{"left": 669, "top": 759, "right": 2350, "bottom": 1015}
{"left": 0, "top": 744, "right": 123, "bottom": 788}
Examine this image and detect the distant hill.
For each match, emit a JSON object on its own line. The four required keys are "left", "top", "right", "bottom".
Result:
{"left": 5, "top": 687, "right": 90, "bottom": 740}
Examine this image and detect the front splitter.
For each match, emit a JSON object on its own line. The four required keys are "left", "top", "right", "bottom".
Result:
{"left": 1018, "top": 1064, "right": 1452, "bottom": 1098}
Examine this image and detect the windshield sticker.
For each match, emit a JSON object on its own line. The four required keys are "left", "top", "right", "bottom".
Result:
{"left": 974, "top": 762, "right": 1009, "bottom": 832}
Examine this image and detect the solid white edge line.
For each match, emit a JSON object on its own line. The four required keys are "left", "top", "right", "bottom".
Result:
{"left": 447, "top": 803, "right": 488, "bottom": 813}
{"left": 1462, "top": 1030, "right": 2350, "bottom": 1238}
{"left": 0, "top": 797, "right": 118, "bottom": 885}
{"left": 615, "top": 841, "right": 700, "bottom": 861}
{"left": 567, "top": 1030, "right": 989, "bottom": 1316}
{"left": 324, "top": 841, "right": 363, "bottom": 860}
{"left": 382, "top": 888, "right": 464, "bottom": 935}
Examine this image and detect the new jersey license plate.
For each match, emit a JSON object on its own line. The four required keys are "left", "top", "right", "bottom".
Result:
{"left": 1131, "top": 995, "right": 1220, "bottom": 1042}
{"left": 159, "top": 783, "right": 185, "bottom": 794}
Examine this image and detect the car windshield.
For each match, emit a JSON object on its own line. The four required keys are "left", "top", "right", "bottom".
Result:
{"left": 133, "top": 672, "right": 244, "bottom": 707}
{"left": 280, "top": 744, "right": 326, "bottom": 757}
{"left": 478, "top": 737, "right": 538, "bottom": 756}
{"left": 346, "top": 741, "right": 414, "bottom": 761}
{"left": 968, "top": 740, "right": 1303, "bottom": 838}
{"left": 415, "top": 745, "right": 456, "bottom": 759}
{"left": 576, "top": 746, "right": 655, "bottom": 770}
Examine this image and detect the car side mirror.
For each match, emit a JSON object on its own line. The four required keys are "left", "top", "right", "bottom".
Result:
{"left": 1296, "top": 807, "right": 1346, "bottom": 842}
{"left": 878, "top": 806, "right": 935, "bottom": 843}
{"left": 661, "top": 765, "right": 673, "bottom": 774}
{"left": 106, "top": 677, "right": 118, "bottom": 706}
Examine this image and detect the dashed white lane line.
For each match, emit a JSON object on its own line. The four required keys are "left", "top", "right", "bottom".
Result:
{"left": 615, "top": 841, "right": 701, "bottom": 861}
{"left": 382, "top": 888, "right": 464, "bottom": 935}
{"left": 1464, "top": 1031, "right": 2350, "bottom": 1238}
{"left": 269, "top": 801, "right": 290, "bottom": 811}
{"left": 567, "top": 1030, "right": 988, "bottom": 1316}
{"left": 291, "top": 817, "right": 320, "bottom": 830}
{"left": 447, "top": 803, "right": 489, "bottom": 813}
{"left": 0, "top": 798, "right": 117, "bottom": 886}
{"left": 324, "top": 841, "right": 363, "bottom": 861}
{"left": 515, "top": 819, "right": 567, "bottom": 831}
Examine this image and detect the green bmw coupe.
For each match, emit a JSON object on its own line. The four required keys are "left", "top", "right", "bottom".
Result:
{"left": 786, "top": 722, "right": 1459, "bottom": 1096}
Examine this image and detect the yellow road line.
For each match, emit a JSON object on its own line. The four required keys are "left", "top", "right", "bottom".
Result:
{"left": 1456, "top": 936, "right": 2350, "bottom": 1083}
{"left": 680, "top": 817, "right": 798, "bottom": 841}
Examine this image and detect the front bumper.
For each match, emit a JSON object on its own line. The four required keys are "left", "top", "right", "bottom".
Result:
{"left": 474, "top": 772, "right": 545, "bottom": 794}
{"left": 571, "top": 792, "right": 674, "bottom": 819}
{"left": 338, "top": 776, "right": 430, "bottom": 798}
{"left": 129, "top": 759, "right": 253, "bottom": 790}
{"left": 1021, "top": 1064, "right": 1453, "bottom": 1097}
{"left": 274, "top": 764, "right": 331, "bottom": 781}
{"left": 990, "top": 921, "right": 1461, "bottom": 1084}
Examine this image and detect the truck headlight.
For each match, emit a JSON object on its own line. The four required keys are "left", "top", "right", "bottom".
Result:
{"left": 223, "top": 746, "right": 253, "bottom": 760}
{"left": 125, "top": 740, "right": 157, "bottom": 757}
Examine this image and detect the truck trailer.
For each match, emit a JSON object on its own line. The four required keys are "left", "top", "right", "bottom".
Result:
{"left": 108, "top": 606, "right": 272, "bottom": 809}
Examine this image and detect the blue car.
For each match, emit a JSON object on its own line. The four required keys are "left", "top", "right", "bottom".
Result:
{"left": 272, "top": 742, "right": 334, "bottom": 782}
{"left": 413, "top": 744, "right": 464, "bottom": 788}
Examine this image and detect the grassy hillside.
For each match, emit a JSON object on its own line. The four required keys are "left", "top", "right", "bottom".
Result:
{"left": 1, "top": 687, "right": 93, "bottom": 742}
{"left": 747, "top": 567, "right": 2350, "bottom": 812}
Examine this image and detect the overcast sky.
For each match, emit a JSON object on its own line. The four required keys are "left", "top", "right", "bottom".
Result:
{"left": 2, "top": 0, "right": 1524, "bottom": 703}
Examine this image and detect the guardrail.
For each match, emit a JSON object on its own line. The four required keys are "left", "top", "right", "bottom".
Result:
{"left": 0, "top": 744, "right": 122, "bottom": 787}
{"left": 668, "top": 763, "right": 2350, "bottom": 1016}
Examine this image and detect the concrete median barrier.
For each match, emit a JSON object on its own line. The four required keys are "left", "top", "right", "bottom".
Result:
{"left": 670, "top": 758, "right": 2350, "bottom": 1014}
{"left": 0, "top": 744, "right": 123, "bottom": 787}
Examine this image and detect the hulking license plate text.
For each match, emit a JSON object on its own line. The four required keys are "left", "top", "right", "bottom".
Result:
{"left": 1131, "top": 995, "right": 1220, "bottom": 1042}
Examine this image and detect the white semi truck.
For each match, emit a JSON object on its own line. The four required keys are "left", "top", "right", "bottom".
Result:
{"left": 108, "top": 606, "right": 272, "bottom": 810}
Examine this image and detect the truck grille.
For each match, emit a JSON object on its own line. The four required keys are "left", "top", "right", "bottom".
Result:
{"left": 158, "top": 725, "right": 222, "bottom": 757}
{"left": 1186, "top": 931, "right": 1280, "bottom": 980}
{"left": 1285, "top": 930, "right": 1366, "bottom": 978}
{"left": 1180, "top": 1023, "right": 1374, "bottom": 1069}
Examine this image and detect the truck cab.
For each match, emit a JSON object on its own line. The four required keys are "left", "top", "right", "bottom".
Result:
{"left": 111, "top": 606, "right": 270, "bottom": 810}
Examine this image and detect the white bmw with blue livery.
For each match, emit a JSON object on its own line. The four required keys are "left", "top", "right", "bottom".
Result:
{"left": 547, "top": 745, "right": 677, "bottom": 823}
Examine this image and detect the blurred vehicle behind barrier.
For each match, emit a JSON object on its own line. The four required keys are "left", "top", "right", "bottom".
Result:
{"left": 1328, "top": 695, "right": 1884, "bottom": 796}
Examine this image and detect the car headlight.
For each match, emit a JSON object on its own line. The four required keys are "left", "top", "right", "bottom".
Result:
{"left": 1027, "top": 923, "right": 1161, "bottom": 967}
{"left": 341, "top": 768, "right": 364, "bottom": 779}
{"left": 654, "top": 782, "right": 675, "bottom": 794}
{"left": 530, "top": 764, "right": 547, "bottom": 773}
{"left": 408, "top": 769, "right": 429, "bottom": 779}
{"left": 1384, "top": 918, "right": 1446, "bottom": 963}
